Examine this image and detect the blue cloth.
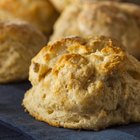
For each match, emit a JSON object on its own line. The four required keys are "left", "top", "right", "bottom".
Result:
{"left": 0, "top": 81, "right": 140, "bottom": 140}
{"left": 0, "top": 120, "right": 31, "bottom": 140}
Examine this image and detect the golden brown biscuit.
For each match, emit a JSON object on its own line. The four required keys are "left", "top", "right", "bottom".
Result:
{"left": 23, "top": 36, "right": 140, "bottom": 130}
{"left": 0, "top": 0, "right": 59, "bottom": 36}
{"left": 0, "top": 20, "right": 47, "bottom": 83}
{"left": 51, "top": 2, "right": 140, "bottom": 59}
{"left": 49, "top": 0, "right": 140, "bottom": 12}
{"left": 49, "top": 0, "right": 76, "bottom": 12}
{"left": 0, "top": 10, "right": 14, "bottom": 21}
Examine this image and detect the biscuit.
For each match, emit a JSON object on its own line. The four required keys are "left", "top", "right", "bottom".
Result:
{"left": 51, "top": 2, "right": 140, "bottom": 59}
{"left": 0, "top": 20, "right": 47, "bottom": 83}
{"left": 49, "top": 0, "right": 76, "bottom": 12}
{"left": 49, "top": 0, "right": 140, "bottom": 12}
{"left": 23, "top": 36, "right": 140, "bottom": 130}
{"left": 0, "top": 10, "right": 15, "bottom": 21}
{"left": 0, "top": 0, "right": 59, "bottom": 36}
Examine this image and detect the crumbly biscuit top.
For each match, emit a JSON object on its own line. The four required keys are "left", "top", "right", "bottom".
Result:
{"left": 29, "top": 36, "right": 125, "bottom": 87}
{"left": 23, "top": 36, "right": 140, "bottom": 130}
{"left": 51, "top": 2, "right": 140, "bottom": 59}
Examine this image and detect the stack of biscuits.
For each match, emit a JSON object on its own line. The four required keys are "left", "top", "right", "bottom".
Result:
{"left": 0, "top": 0, "right": 140, "bottom": 130}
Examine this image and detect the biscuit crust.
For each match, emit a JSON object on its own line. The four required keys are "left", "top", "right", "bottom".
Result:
{"left": 50, "top": 0, "right": 140, "bottom": 12}
{"left": 0, "top": 0, "right": 59, "bottom": 36}
{"left": 50, "top": 0, "right": 76, "bottom": 12}
{"left": 51, "top": 2, "right": 140, "bottom": 59}
{"left": 0, "top": 20, "right": 47, "bottom": 83}
{"left": 23, "top": 36, "right": 140, "bottom": 130}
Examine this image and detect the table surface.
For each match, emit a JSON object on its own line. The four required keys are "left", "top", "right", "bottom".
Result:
{"left": 0, "top": 81, "right": 140, "bottom": 140}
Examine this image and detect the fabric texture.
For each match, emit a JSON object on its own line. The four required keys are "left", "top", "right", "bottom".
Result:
{"left": 0, "top": 120, "right": 31, "bottom": 140}
{"left": 0, "top": 81, "right": 140, "bottom": 140}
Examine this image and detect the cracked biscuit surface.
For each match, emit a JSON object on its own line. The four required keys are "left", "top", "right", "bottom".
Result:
{"left": 23, "top": 36, "right": 140, "bottom": 130}
{"left": 0, "top": 20, "right": 47, "bottom": 83}
{"left": 0, "top": 0, "right": 59, "bottom": 36}
{"left": 51, "top": 2, "right": 140, "bottom": 59}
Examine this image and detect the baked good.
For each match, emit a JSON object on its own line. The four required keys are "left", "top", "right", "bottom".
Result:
{"left": 51, "top": 2, "right": 140, "bottom": 59}
{"left": 49, "top": 0, "right": 122, "bottom": 12}
{"left": 49, "top": 0, "right": 76, "bottom": 12}
{"left": 0, "top": 20, "right": 47, "bottom": 83}
{"left": 49, "top": 0, "right": 140, "bottom": 12}
{"left": 23, "top": 36, "right": 140, "bottom": 130}
{"left": 0, "top": 10, "right": 15, "bottom": 21}
{"left": 0, "top": 0, "right": 59, "bottom": 36}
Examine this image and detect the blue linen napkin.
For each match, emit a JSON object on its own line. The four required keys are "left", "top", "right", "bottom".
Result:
{"left": 0, "top": 120, "right": 32, "bottom": 140}
{"left": 0, "top": 81, "right": 140, "bottom": 140}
